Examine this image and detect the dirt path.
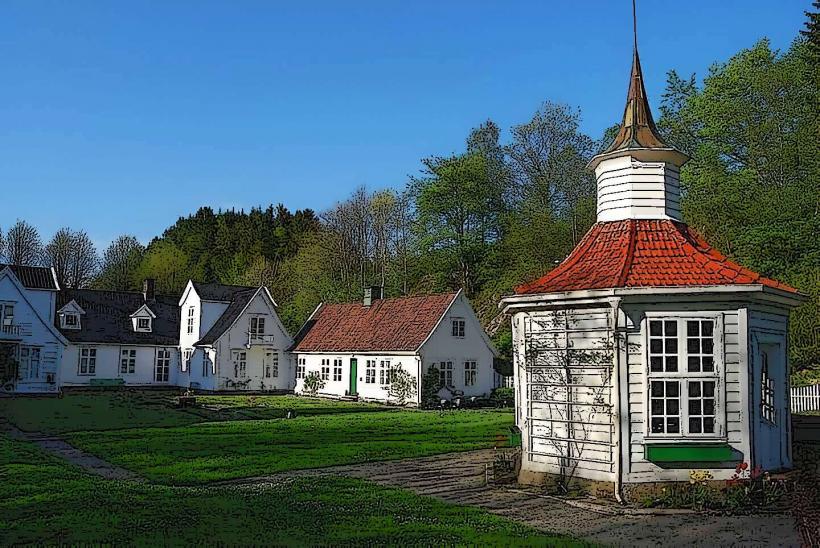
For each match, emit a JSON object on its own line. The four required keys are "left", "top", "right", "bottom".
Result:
{"left": 226, "top": 449, "right": 802, "bottom": 548}
{"left": 3, "top": 425, "right": 142, "bottom": 481}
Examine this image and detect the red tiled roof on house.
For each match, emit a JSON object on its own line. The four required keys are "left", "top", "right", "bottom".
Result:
{"left": 292, "top": 292, "right": 459, "bottom": 353}
{"left": 516, "top": 220, "right": 798, "bottom": 295}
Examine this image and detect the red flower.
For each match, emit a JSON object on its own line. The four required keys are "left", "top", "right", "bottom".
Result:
{"left": 740, "top": 462, "right": 749, "bottom": 471}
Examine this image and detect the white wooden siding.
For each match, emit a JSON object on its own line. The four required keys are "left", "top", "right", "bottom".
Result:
{"left": 595, "top": 156, "right": 682, "bottom": 222}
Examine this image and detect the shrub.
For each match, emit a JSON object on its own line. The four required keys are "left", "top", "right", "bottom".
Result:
{"left": 420, "top": 367, "right": 441, "bottom": 409}
{"left": 491, "top": 387, "right": 514, "bottom": 406}
{"left": 302, "top": 372, "right": 325, "bottom": 397}
{"left": 386, "top": 366, "right": 416, "bottom": 405}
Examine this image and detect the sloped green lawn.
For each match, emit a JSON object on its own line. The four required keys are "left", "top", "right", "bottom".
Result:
{"left": 69, "top": 409, "right": 515, "bottom": 484}
{"left": 0, "top": 433, "right": 582, "bottom": 547}
{"left": 0, "top": 391, "right": 388, "bottom": 434}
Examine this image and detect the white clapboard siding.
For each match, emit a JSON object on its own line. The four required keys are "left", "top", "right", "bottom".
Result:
{"left": 791, "top": 384, "right": 820, "bottom": 413}
{"left": 595, "top": 155, "right": 682, "bottom": 222}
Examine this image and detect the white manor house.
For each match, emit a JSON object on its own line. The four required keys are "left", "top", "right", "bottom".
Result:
{"left": 0, "top": 264, "right": 500, "bottom": 402}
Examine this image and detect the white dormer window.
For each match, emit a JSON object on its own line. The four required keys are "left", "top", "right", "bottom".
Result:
{"left": 57, "top": 300, "right": 85, "bottom": 331}
{"left": 130, "top": 304, "right": 156, "bottom": 333}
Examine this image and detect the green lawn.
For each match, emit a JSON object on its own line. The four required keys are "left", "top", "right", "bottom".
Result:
{"left": 0, "top": 391, "right": 388, "bottom": 434}
{"left": 69, "top": 409, "right": 514, "bottom": 484}
{"left": 1, "top": 433, "right": 582, "bottom": 547}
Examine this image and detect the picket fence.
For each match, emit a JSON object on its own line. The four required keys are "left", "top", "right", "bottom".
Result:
{"left": 791, "top": 383, "right": 820, "bottom": 413}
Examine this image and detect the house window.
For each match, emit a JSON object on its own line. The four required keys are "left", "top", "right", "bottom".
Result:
{"left": 452, "top": 319, "right": 465, "bottom": 338}
{"left": 333, "top": 358, "right": 342, "bottom": 382}
{"left": 137, "top": 317, "right": 151, "bottom": 331}
{"left": 464, "top": 361, "right": 477, "bottom": 386}
{"left": 250, "top": 317, "right": 265, "bottom": 340}
{"left": 264, "top": 352, "right": 278, "bottom": 378}
{"left": 761, "top": 352, "right": 776, "bottom": 424}
{"left": 182, "top": 349, "right": 192, "bottom": 372}
{"left": 120, "top": 348, "right": 136, "bottom": 374}
{"left": 187, "top": 307, "right": 195, "bottom": 335}
{"left": 439, "top": 361, "right": 454, "bottom": 388}
{"left": 202, "top": 353, "right": 210, "bottom": 377}
{"left": 78, "top": 347, "right": 96, "bottom": 375}
{"left": 365, "top": 360, "right": 376, "bottom": 384}
{"left": 62, "top": 313, "right": 80, "bottom": 329}
{"left": 232, "top": 350, "right": 247, "bottom": 378}
{"left": 155, "top": 349, "right": 170, "bottom": 382}
{"left": 296, "top": 357, "right": 305, "bottom": 379}
{"left": 1, "top": 304, "right": 15, "bottom": 333}
{"left": 379, "top": 360, "right": 391, "bottom": 385}
{"left": 321, "top": 358, "right": 330, "bottom": 381}
{"left": 647, "top": 318, "right": 720, "bottom": 437}
{"left": 18, "top": 346, "right": 41, "bottom": 380}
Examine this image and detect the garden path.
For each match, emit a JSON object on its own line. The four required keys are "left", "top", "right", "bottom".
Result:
{"left": 226, "top": 449, "right": 803, "bottom": 547}
{"left": 2, "top": 424, "right": 142, "bottom": 481}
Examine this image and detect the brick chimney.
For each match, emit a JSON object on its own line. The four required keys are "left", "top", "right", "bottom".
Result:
{"left": 143, "top": 278, "right": 156, "bottom": 302}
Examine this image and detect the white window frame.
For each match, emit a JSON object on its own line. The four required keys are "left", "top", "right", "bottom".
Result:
{"left": 452, "top": 318, "right": 465, "bottom": 338}
{"left": 296, "top": 357, "right": 305, "bottom": 379}
{"left": 78, "top": 347, "right": 97, "bottom": 375}
{"left": 18, "top": 346, "right": 41, "bottom": 380}
{"left": 1, "top": 303, "right": 15, "bottom": 327}
{"left": 761, "top": 352, "right": 776, "bottom": 425}
{"left": 61, "top": 313, "right": 80, "bottom": 330}
{"left": 464, "top": 360, "right": 477, "bottom": 386}
{"left": 187, "top": 307, "right": 195, "bottom": 335}
{"left": 320, "top": 358, "right": 330, "bottom": 381}
{"left": 439, "top": 361, "right": 454, "bottom": 388}
{"left": 333, "top": 358, "right": 342, "bottom": 382}
{"left": 136, "top": 317, "right": 151, "bottom": 332}
{"left": 155, "top": 348, "right": 171, "bottom": 382}
{"left": 182, "top": 349, "right": 192, "bottom": 372}
{"left": 379, "top": 359, "right": 391, "bottom": 385}
{"left": 120, "top": 347, "right": 136, "bottom": 374}
{"left": 202, "top": 353, "right": 210, "bottom": 377}
{"left": 250, "top": 316, "right": 266, "bottom": 340}
{"left": 644, "top": 313, "right": 725, "bottom": 441}
{"left": 232, "top": 350, "right": 247, "bottom": 378}
{"left": 365, "top": 359, "right": 376, "bottom": 384}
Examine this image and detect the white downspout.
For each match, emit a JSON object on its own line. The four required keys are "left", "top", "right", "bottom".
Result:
{"left": 610, "top": 297, "right": 626, "bottom": 504}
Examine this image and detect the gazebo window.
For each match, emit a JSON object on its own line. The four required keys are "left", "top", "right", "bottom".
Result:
{"left": 647, "top": 317, "right": 721, "bottom": 438}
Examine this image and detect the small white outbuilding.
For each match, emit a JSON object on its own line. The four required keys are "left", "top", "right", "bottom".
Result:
{"left": 500, "top": 42, "right": 805, "bottom": 497}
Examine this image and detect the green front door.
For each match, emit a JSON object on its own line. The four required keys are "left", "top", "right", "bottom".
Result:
{"left": 349, "top": 358, "right": 358, "bottom": 396}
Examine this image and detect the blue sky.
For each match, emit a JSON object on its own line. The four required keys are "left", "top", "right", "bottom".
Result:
{"left": 0, "top": 1, "right": 809, "bottom": 249}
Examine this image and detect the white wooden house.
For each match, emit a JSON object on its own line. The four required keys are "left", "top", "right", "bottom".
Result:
{"left": 291, "top": 289, "right": 498, "bottom": 405}
{"left": 500, "top": 43, "right": 805, "bottom": 496}
{"left": 178, "top": 281, "right": 293, "bottom": 392}
{"left": 56, "top": 280, "right": 182, "bottom": 388}
{"left": 0, "top": 265, "right": 66, "bottom": 393}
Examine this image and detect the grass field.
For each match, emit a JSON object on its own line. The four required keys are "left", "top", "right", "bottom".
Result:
{"left": 0, "top": 433, "right": 584, "bottom": 547}
{"left": 68, "top": 408, "right": 514, "bottom": 484}
{"left": 0, "top": 391, "right": 389, "bottom": 434}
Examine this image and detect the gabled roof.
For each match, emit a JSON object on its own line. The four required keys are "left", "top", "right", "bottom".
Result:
{"left": 56, "top": 289, "right": 180, "bottom": 345}
{"left": 515, "top": 220, "right": 799, "bottom": 296}
{"left": 192, "top": 281, "right": 256, "bottom": 303}
{"left": 194, "top": 287, "right": 259, "bottom": 346}
{"left": 292, "top": 292, "right": 459, "bottom": 353}
{"left": 0, "top": 264, "right": 59, "bottom": 291}
{"left": 130, "top": 304, "right": 156, "bottom": 318}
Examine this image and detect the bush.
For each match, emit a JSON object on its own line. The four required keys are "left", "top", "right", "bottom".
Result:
{"left": 491, "top": 387, "right": 514, "bottom": 407}
{"left": 302, "top": 372, "right": 325, "bottom": 397}
{"left": 386, "top": 366, "right": 416, "bottom": 405}
{"left": 420, "top": 367, "right": 441, "bottom": 409}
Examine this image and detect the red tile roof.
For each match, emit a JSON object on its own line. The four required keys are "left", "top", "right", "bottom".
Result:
{"left": 516, "top": 220, "right": 798, "bottom": 295}
{"left": 292, "top": 292, "right": 459, "bottom": 353}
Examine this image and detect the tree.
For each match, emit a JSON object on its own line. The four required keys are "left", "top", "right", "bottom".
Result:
{"left": 302, "top": 371, "right": 325, "bottom": 396}
{"left": 410, "top": 152, "right": 498, "bottom": 296}
{"left": 0, "top": 227, "right": 5, "bottom": 262}
{"left": 385, "top": 366, "right": 416, "bottom": 405}
{"left": 5, "top": 220, "right": 42, "bottom": 266}
{"left": 134, "top": 240, "right": 189, "bottom": 295}
{"left": 44, "top": 229, "right": 98, "bottom": 289}
{"left": 659, "top": 38, "right": 819, "bottom": 371}
{"left": 96, "top": 236, "right": 145, "bottom": 291}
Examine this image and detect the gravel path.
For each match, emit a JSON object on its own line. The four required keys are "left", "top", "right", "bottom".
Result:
{"left": 228, "top": 449, "right": 802, "bottom": 547}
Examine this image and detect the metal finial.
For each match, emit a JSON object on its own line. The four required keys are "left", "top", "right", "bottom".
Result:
{"left": 632, "top": 0, "right": 638, "bottom": 51}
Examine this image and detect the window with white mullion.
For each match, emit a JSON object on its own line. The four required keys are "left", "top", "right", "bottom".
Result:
{"left": 647, "top": 317, "right": 721, "bottom": 438}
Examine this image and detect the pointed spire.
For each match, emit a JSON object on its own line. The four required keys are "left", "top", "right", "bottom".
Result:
{"left": 602, "top": 1, "right": 669, "bottom": 154}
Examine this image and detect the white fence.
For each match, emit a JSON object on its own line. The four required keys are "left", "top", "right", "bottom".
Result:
{"left": 791, "top": 384, "right": 820, "bottom": 414}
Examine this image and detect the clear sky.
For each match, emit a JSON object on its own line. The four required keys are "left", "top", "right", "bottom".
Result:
{"left": 0, "top": 1, "right": 809, "bottom": 249}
